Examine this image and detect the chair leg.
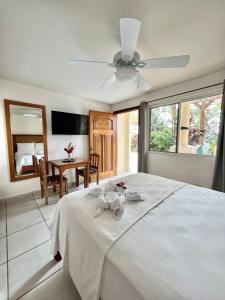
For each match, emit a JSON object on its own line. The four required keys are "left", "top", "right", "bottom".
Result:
{"left": 44, "top": 188, "right": 48, "bottom": 205}
{"left": 41, "top": 182, "right": 44, "bottom": 198}
{"left": 53, "top": 182, "right": 56, "bottom": 193}
{"left": 65, "top": 180, "right": 68, "bottom": 194}
{"left": 97, "top": 172, "right": 99, "bottom": 185}
{"left": 76, "top": 171, "right": 79, "bottom": 187}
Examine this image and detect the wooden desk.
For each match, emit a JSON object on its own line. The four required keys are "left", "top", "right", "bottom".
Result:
{"left": 49, "top": 158, "right": 89, "bottom": 198}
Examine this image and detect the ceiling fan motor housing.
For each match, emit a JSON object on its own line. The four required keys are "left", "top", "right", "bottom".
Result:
{"left": 113, "top": 51, "right": 140, "bottom": 82}
{"left": 113, "top": 51, "right": 141, "bottom": 67}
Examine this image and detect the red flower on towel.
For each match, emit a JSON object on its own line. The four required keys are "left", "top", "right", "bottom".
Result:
{"left": 117, "top": 181, "right": 127, "bottom": 189}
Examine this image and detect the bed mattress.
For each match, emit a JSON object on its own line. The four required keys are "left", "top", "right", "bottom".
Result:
{"left": 50, "top": 173, "right": 225, "bottom": 300}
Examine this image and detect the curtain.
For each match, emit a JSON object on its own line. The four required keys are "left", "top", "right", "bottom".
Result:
{"left": 138, "top": 102, "right": 149, "bottom": 173}
{"left": 212, "top": 80, "right": 225, "bottom": 192}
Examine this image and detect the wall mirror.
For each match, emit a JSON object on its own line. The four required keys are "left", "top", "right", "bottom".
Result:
{"left": 4, "top": 99, "right": 48, "bottom": 181}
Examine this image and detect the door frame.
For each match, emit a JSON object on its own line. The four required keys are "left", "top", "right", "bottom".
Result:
{"left": 114, "top": 106, "right": 140, "bottom": 174}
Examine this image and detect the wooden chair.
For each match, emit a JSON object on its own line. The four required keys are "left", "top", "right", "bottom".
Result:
{"left": 32, "top": 155, "right": 39, "bottom": 175}
{"left": 39, "top": 158, "right": 68, "bottom": 204}
{"left": 76, "top": 153, "right": 100, "bottom": 187}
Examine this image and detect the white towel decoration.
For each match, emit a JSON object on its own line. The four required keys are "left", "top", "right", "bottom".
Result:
{"left": 110, "top": 197, "right": 124, "bottom": 219}
{"left": 105, "top": 181, "right": 118, "bottom": 192}
{"left": 89, "top": 180, "right": 127, "bottom": 197}
{"left": 90, "top": 180, "right": 145, "bottom": 219}
{"left": 89, "top": 187, "right": 104, "bottom": 197}
{"left": 126, "top": 191, "right": 145, "bottom": 201}
{"left": 95, "top": 191, "right": 125, "bottom": 220}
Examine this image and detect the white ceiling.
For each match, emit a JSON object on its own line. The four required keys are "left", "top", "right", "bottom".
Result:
{"left": 0, "top": 0, "right": 225, "bottom": 104}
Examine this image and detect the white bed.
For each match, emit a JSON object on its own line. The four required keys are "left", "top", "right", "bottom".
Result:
{"left": 15, "top": 153, "right": 43, "bottom": 174}
{"left": 50, "top": 173, "right": 225, "bottom": 300}
{"left": 14, "top": 142, "right": 44, "bottom": 174}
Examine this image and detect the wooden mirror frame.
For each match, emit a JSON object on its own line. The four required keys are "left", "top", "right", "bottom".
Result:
{"left": 4, "top": 99, "right": 48, "bottom": 182}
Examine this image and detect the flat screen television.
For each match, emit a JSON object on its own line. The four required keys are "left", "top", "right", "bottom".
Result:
{"left": 51, "top": 111, "right": 89, "bottom": 135}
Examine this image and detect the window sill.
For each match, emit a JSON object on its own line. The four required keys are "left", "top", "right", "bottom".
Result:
{"left": 148, "top": 151, "right": 215, "bottom": 159}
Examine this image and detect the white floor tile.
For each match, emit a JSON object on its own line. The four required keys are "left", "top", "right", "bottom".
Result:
{"left": 45, "top": 219, "right": 51, "bottom": 228}
{"left": 8, "top": 222, "right": 50, "bottom": 260}
{"left": 7, "top": 200, "right": 43, "bottom": 235}
{"left": 0, "top": 263, "right": 7, "bottom": 300}
{"left": 0, "top": 237, "right": 7, "bottom": 264}
{"left": 68, "top": 186, "right": 83, "bottom": 194}
{"left": 35, "top": 194, "right": 59, "bottom": 208}
{"left": 6, "top": 193, "right": 33, "bottom": 207}
{"left": 35, "top": 195, "right": 59, "bottom": 220}
{"left": 35, "top": 188, "right": 68, "bottom": 198}
{"left": 8, "top": 240, "right": 62, "bottom": 300}
{"left": 40, "top": 202, "right": 57, "bottom": 220}
{"left": 0, "top": 208, "right": 6, "bottom": 238}
{"left": 0, "top": 200, "right": 5, "bottom": 208}
{"left": 20, "top": 269, "right": 81, "bottom": 300}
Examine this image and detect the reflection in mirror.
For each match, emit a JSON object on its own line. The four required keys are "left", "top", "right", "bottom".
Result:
{"left": 15, "top": 141, "right": 44, "bottom": 176}
{"left": 10, "top": 105, "right": 44, "bottom": 176}
{"left": 10, "top": 105, "right": 43, "bottom": 134}
{"left": 4, "top": 100, "right": 48, "bottom": 182}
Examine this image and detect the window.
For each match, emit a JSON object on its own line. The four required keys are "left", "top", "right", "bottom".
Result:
{"left": 150, "top": 104, "right": 178, "bottom": 152}
{"left": 150, "top": 94, "right": 222, "bottom": 155}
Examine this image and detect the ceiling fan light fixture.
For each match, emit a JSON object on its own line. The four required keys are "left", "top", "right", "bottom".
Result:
{"left": 115, "top": 68, "right": 137, "bottom": 82}
{"left": 137, "top": 61, "right": 146, "bottom": 68}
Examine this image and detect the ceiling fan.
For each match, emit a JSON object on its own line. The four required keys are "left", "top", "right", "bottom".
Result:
{"left": 70, "top": 18, "right": 190, "bottom": 91}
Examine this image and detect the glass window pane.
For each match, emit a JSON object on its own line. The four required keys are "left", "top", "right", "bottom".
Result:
{"left": 150, "top": 104, "right": 178, "bottom": 152}
{"left": 179, "top": 95, "right": 222, "bottom": 155}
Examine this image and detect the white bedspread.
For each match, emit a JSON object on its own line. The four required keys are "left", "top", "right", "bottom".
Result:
{"left": 101, "top": 184, "right": 225, "bottom": 300}
{"left": 50, "top": 173, "right": 185, "bottom": 300}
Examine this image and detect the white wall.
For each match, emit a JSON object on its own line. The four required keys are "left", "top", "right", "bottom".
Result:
{"left": 148, "top": 152, "right": 215, "bottom": 188}
{"left": 0, "top": 79, "right": 110, "bottom": 199}
{"left": 111, "top": 69, "right": 225, "bottom": 111}
{"left": 112, "top": 69, "right": 225, "bottom": 188}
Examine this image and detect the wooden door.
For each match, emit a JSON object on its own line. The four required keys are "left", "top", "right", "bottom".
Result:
{"left": 89, "top": 110, "right": 117, "bottom": 179}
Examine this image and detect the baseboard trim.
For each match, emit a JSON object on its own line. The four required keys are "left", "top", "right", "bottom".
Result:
{"left": 3, "top": 181, "right": 80, "bottom": 205}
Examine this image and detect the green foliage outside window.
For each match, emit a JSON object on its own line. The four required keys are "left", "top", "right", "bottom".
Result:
{"left": 150, "top": 104, "right": 177, "bottom": 152}
{"left": 149, "top": 95, "right": 222, "bottom": 155}
{"left": 151, "top": 129, "right": 175, "bottom": 152}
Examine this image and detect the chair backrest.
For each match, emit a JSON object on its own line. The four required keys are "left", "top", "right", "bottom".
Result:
{"left": 90, "top": 153, "right": 100, "bottom": 169}
{"left": 39, "top": 158, "right": 47, "bottom": 185}
{"left": 32, "top": 155, "right": 39, "bottom": 175}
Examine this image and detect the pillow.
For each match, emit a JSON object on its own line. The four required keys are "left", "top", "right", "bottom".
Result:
{"left": 34, "top": 143, "right": 44, "bottom": 154}
{"left": 17, "top": 143, "right": 35, "bottom": 154}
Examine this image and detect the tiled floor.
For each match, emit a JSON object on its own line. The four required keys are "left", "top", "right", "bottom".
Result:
{"left": 0, "top": 186, "right": 83, "bottom": 300}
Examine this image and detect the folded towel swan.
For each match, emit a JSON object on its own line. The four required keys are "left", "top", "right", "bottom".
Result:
{"left": 90, "top": 180, "right": 145, "bottom": 220}
{"left": 126, "top": 191, "right": 145, "bottom": 201}
{"left": 95, "top": 192, "right": 125, "bottom": 220}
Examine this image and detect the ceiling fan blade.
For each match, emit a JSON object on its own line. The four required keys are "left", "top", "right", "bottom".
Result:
{"left": 120, "top": 18, "right": 141, "bottom": 61}
{"left": 137, "top": 74, "right": 151, "bottom": 92}
{"left": 70, "top": 59, "right": 110, "bottom": 66}
{"left": 98, "top": 74, "right": 116, "bottom": 89}
{"left": 141, "top": 55, "right": 190, "bottom": 69}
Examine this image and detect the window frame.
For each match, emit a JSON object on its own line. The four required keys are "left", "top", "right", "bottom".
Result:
{"left": 148, "top": 87, "right": 223, "bottom": 156}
